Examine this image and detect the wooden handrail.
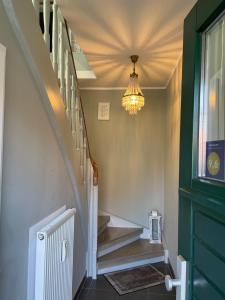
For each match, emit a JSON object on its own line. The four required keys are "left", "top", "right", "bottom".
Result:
{"left": 91, "top": 159, "right": 98, "bottom": 186}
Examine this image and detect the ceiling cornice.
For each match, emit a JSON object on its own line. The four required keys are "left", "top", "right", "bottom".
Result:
{"left": 165, "top": 53, "right": 183, "bottom": 88}
{"left": 80, "top": 86, "right": 166, "bottom": 91}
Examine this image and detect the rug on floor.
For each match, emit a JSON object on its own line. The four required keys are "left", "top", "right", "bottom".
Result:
{"left": 104, "top": 263, "right": 165, "bottom": 295}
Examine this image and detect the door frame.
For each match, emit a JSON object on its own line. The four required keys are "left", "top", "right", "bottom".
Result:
{"left": 179, "top": 1, "right": 225, "bottom": 299}
{"left": 0, "top": 43, "right": 6, "bottom": 215}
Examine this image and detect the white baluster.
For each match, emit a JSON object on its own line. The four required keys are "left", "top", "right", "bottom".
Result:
{"left": 75, "top": 98, "right": 80, "bottom": 150}
{"left": 43, "top": 0, "right": 51, "bottom": 50}
{"left": 57, "top": 11, "right": 61, "bottom": 79}
{"left": 83, "top": 137, "right": 87, "bottom": 183}
{"left": 52, "top": 1, "right": 58, "bottom": 73}
{"left": 80, "top": 117, "right": 84, "bottom": 165}
{"left": 71, "top": 75, "right": 76, "bottom": 142}
{"left": 80, "top": 118, "right": 84, "bottom": 179}
{"left": 69, "top": 28, "right": 72, "bottom": 44}
{"left": 69, "top": 28, "right": 74, "bottom": 51}
{"left": 65, "top": 50, "right": 71, "bottom": 119}
{"left": 32, "top": 0, "right": 39, "bottom": 17}
{"left": 59, "top": 21, "right": 65, "bottom": 104}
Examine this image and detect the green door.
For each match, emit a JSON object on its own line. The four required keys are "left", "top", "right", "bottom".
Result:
{"left": 179, "top": 0, "right": 225, "bottom": 299}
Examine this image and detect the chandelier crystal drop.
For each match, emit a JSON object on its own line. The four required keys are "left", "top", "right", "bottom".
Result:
{"left": 122, "top": 55, "right": 145, "bottom": 115}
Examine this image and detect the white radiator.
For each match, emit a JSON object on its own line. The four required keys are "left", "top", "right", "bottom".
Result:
{"left": 35, "top": 208, "right": 76, "bottom": 300}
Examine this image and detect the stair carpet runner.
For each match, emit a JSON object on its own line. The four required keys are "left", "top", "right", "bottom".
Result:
{"left": 97, "top": 215, "right": 164, "bottom": 275}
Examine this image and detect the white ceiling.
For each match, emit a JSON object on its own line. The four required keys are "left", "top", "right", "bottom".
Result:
{"left": 58, "top": 0, "right": 197, "bottom": 88}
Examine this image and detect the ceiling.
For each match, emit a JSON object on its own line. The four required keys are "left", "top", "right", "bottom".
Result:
{"left": 58, "top": 0, "right": 197, "bottom": 89}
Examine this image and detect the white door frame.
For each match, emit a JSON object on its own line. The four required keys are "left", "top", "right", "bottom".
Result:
{"left": 0, "top": 43, "right": 6, "bottom": 215}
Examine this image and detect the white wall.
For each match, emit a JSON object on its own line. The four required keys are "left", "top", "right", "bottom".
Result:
{"left": 82, "top": 89, "right": 166, "bottom": 228}
{"left": 0, "top": 2, "right": 86, "bottom": 299}
{"left": 164, "top": 59, "right": 182, "bottom": 271}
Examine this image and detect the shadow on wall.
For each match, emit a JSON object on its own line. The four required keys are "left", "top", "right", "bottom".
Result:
{"left": 60, "top": 0, "right": 196, "bottom": 87}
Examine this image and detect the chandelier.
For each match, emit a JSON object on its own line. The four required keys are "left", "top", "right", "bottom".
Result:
{"left": 122, "top": 55, "right": 145, "bottom": 115}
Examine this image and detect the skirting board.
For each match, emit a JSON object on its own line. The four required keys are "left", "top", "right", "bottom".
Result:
{"left": 73, "top": 275, "right": 87, "bottom": 300}
{"left": 161, "top": 234, "right": 169, "bottom": 264}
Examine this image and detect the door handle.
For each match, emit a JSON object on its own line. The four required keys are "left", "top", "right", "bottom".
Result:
{"left": 165, "top": 255, "right": 188, "bottom": 300}
{"left": 165, "top": 275, "right": 181, "bottom": 291}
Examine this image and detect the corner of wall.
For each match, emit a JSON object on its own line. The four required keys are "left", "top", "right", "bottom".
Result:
{"left": 163, "top": 55, "right": 183, "bottom": 272}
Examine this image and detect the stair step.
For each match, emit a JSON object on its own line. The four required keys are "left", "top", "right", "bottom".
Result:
{"left": 98, "top": 215, "right": 110, "bottom": 236}
{"left": 97, "top": 239, "right": 164, "bottom": 274}
{"left": 97, "top": 227, "right": 143, "bottom": 258}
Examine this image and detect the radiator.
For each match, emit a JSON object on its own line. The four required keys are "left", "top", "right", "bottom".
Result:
{"left": 35, "top": 208, "right": 76, "bottom": 300}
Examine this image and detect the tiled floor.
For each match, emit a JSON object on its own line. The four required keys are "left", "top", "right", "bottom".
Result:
{"left": 76, "top": 263, "right": 176, "bottom": 300}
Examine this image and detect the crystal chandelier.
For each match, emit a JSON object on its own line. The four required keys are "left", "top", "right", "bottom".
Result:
{"left": 122, "top": 55, "right": 145, "bottom": 115}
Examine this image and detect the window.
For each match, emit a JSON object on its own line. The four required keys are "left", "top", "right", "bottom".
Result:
{"left": 199, "top": 14, "right": 225, "bottom": 181}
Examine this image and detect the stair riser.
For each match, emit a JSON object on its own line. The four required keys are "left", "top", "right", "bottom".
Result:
{"left": 98, "top": 224, "right": 108, "bottom": 236}
{"left": 98, "top": 216, "right": 110, "bottom": 236}
{"left": 97, "top": 255, "right": 165, "bottom": 275}
{"left": 97, "top": 235, "right": 140, "bottom": 258}
{"left": 98, "top": 251, "right": 164, "bottom": 269}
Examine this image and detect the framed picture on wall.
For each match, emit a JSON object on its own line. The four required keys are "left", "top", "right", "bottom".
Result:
{"left": 98, "top": 102, "right": 110, "bottom": 120}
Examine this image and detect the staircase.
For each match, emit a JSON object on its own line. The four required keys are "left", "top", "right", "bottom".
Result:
{"left": 97, "top": 215, "right": 165, "bottom": 275}
{"left": 25, "top": 0, "right": 163, "bottom": 280}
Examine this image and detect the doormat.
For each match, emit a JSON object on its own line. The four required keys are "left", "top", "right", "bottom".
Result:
{"left": 104, "top": 264, "right": 165, "bottom": 295}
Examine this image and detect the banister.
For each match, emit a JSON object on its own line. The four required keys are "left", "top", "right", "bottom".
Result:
{"left": 30, "top": 0, "right": 98, "bottom": 186}
{"left": 64, "top": 20, "right": 99, "bottom": 185}
{"left": 28, "top": 1, "right": 99, "bottom": 275}
{"left": 64, "top": 21, "right": 90, "bottom": 156}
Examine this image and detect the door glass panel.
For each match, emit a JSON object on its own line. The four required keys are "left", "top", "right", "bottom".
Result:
{"left": 199, "top": 14, "right": 225, "bottom": 181}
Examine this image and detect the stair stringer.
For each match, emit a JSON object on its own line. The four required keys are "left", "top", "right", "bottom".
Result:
{"left": 3, "top": 0, "right": 87, "bottom": 247}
